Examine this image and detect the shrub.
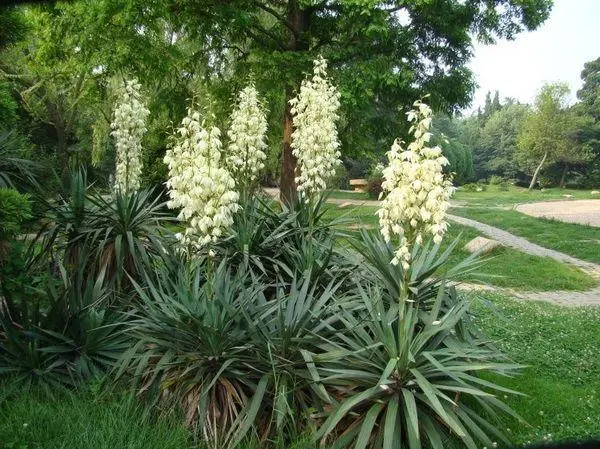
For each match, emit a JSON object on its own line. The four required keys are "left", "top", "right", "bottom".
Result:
{"left": 38, "top": 168, "right": 170, "bottom": 293}
{"left": 0, "top": 188, "right": 32, "bottom": 271}
{"left": 366, "top": 163, "right": 384, "bottom": 199}
{"left": 0, "top": 256, "right": 129, "bottom": 391}
{"left": 498, "top": 181, "right": 510, "bottom": 191}
{"left": 488, "top": 175, "right": 504, "bottom": 185}
{"left": 214, "top": 193, "right": 353, "bottom": 289}
{"left": 118, "top": 259, "right": 352, "bottom": 447}
{"left": 304, "top": 285, "right": 521, "bottom": 449}
{"left": 330, "top": 162, "right": 350, "bottom": 190}
{"left": 0, "top": 188, "right": 31, "bottom": 242}
{"left": 460, "top": 183, "right": 487, "bottom": 193}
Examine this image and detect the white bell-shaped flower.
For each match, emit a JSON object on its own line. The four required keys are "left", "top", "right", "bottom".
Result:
{"left": 290, "top": 56, "right": 341, "bottom": 201}
{"left": 164, "top": 107, "right": 239, "bottom": 249}
{"left": 111, "top": 78, "right": 149, "bottom": 193}
{"left": 226, "top": 84, "right": 268, "bottom": 186}
{"left": 377, "top": 100, "right": 455, "bottom": 268}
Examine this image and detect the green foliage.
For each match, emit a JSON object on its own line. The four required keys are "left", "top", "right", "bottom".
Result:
{"left": 477, "top": 104, "right": 529, "bottom": 179}
{"left": 0, "top": 131, "right": 37, "bottom": 189}
{"left": 214, "top": 194, "right": 353, "bottom": 288}
{"left": 304, "top": 284, "right": 520, "bottom": 449}
{"left": 0, "top": 188, "right": 31, "bottom": 241}
{"left": 516, "top": 83, "right": 591, "bottom": 188}
{"left": 577, "top": 57, "right": 600, "bottom": 121}
{"left": 432, "top": 116, "right": 474, "bottom": 184}
{"left": 460, "top": 183, "right": 487, "bottom": 193}
{"left": 0, "top": 6, "right": 28, "bottom": 50}
{"left": 0, "top": 257, "right": 129, "bottom": 391}
{"left": 38, "top": 169, "right": 170, "bottom": 290}
{"left": 0, "top": 0, "right": 553, "bottom": 187}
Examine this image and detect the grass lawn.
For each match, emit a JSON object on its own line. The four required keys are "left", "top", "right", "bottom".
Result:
{"left": 0, "top": 385, "right": 313, "bottom": 449}
{"left": 474, "top": 294, "right": 600, "bottom": 445}
{"left": 453, "top": 185, "right": 599, "bottom": 207}
{"left": 326, "top": 189, "right": 371, "bottom": 200}
{"left": 324, "top": 204, "right": 597, "bottom": 292}
{"left": 452, "top": 207, "right": 600, "bottom": 264}
{"left": 0, "top": 386, "right": 191, "bottom": 449}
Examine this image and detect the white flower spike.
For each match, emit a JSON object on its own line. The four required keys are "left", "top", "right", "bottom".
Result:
{"left": 227, "top": 84, "right": 268, "bottom": 186}
{"left": 290, "top": 56, "right": 341, "bottom": 200}
{"left": 377, "top": 99, "right": 455, "bottom": 268}
{"left": 164, "top": 107, "right": 240, "bottom": 249}
{"left": 111, "top": 78, "right": 150, "bottom": 193}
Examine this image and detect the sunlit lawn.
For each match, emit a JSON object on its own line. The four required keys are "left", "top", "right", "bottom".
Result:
{"left": 474, "top": 294, "right": 600, "bottom": 445}
{"left": 452, "top": 184, "right": 600, "bottom": 207}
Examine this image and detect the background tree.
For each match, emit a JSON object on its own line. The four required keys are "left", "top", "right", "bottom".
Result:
{"left": 477, "top": 103, "right": 529, "bottom": 179}
{"left": 516, "top": 83, "right": 587, "bottom": 189}
{"left": 577, "top": 57, "right": 600, "bottom": 121}
{"left": 55, "top": 0, "right": 551, "bottom": 200}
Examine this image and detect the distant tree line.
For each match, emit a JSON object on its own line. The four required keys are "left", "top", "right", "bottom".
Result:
{"left": 434, "top": 58, "right": 600, "bottom": 188}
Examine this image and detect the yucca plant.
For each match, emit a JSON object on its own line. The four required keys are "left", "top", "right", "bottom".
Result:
{"left": 215, "top": 193, "right": 353, "bottom": 290}
{"left": 0, "top": 255, "right": 128, "bottom": 391}
{"left": 85, "top": 187, "right": 170, "bottom": 290}
{"left": 303, "top": 284, "right": 523, "bottom": 449}
{"left": 246, "top": 272, "right": 352, "bottom": 440}
{"left": 215, "top": 194, "right": 297, "bottom": 279}
{"left": 118, "top": 260, "right": 268, "bottom": 448}
{"left": 36, "top": 167, "right": 92, "bottom": 268}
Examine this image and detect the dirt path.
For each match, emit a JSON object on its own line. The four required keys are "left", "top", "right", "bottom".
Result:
{"left": 516, "top": 199, "right": 600, "bottom": 227}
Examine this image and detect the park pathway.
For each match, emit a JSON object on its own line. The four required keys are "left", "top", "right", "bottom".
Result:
{"left": 447, "top": 214, "right": 600, "bottom": 307}
{"left": 264, "top": 189, "right": 600, "bottom": 305}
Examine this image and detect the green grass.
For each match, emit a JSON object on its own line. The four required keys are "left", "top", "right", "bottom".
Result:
{"left": 324, "top": 204, "right": 597, "bottom": 291}
{"left": 443, "top": 223, "right": 597, "bottom": 291}
{"left": 474, "top": 294, "right": 600, "bottom": 445}
{"left": 452, "top": 207, "right": 600, "bottom": 264}
{"left": 326, "top": 189, "right": 371, "bottom": 200}
{"left": 0, "top": 385, "right": 190, "bottom": 449}
{"left": 0, "top": 384, "right": 314, "bottom": 449}
{"left": 453, "top": 184, "right": 599, "bottom": 207}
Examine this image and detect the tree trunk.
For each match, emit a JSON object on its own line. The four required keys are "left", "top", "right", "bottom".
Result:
{"left": 559, "top": 163, "right": 568, "bottom": 188}
{"left": 279, "top": 1, "right": 310, "bottom": 203}
{"left": 528, "top": 151, "right": 548, "bottom": 190}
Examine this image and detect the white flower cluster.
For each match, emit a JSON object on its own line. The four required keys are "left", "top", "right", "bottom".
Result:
{"left": 111, "top": 79, "right": 149, "bottom": 193}
{"left": 290, "top": 56, "right": 341, "bottom": 200}
{"left": 164, "top": 108, "right": 239, "bottom": 248}
{"left": 227, "top": 84, "right": 268, "bottom": 185}
{"left": 377, "top": 100, "right": 455, "bottom": 268}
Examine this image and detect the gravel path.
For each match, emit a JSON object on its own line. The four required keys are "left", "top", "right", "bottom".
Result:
{"left": 516, "top": 199, "right": 600, "bottom": 227}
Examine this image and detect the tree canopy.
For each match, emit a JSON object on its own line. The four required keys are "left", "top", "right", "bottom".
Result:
{"left": 0, "top": 0, "right": 553, "bottom": 197}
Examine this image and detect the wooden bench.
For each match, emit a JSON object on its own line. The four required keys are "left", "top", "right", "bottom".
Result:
{"left": 349, "top": 179, "right": 368, "bottom": 192}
